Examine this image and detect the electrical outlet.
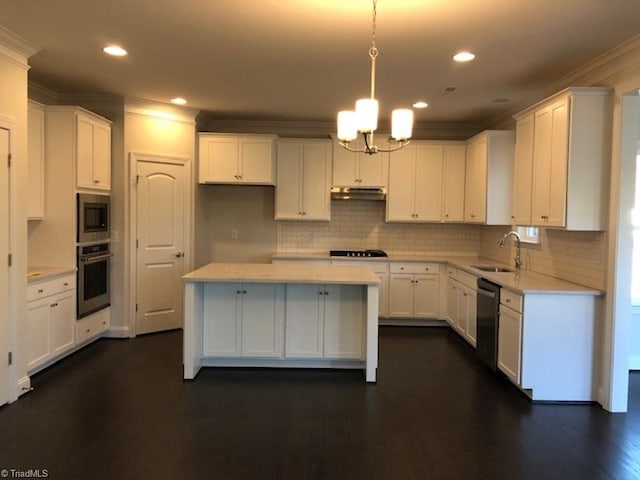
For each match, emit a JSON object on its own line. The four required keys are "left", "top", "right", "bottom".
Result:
{"left": 231, "top": 229, "right": 238, "bottom": 240}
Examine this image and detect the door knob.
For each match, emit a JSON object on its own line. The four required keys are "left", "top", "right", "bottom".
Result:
{"left": 175, "top": 252, "right": 184, "bottom": 258}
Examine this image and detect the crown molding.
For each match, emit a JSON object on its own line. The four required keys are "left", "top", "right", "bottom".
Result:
{"left": 0, "top": 25, "right": 39, "bottom": 68}
{"left": 28, "top": 81, "right": 59, "bottom": 104}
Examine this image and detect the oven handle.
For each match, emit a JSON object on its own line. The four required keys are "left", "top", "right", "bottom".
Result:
{"left": 79, "top": 253, "right": 114, "bottom": 264}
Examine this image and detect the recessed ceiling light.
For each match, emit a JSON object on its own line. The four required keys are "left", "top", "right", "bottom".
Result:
{"left": 453, "top": 51, "right": 475, "bottom": 62}
{"left": 171, "top": 97, "right": 187, "bottom": 105}
{"left": 412, "top": 101, "right": 428, "bottom": 109}
{"left": 103, "top": 45, "right": 127, "bottom": 57}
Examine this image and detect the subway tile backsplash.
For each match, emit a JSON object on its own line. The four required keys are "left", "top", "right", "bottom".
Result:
{"left": 278, "top": 202, "right": 606, "bottom": 290}
{"left": 277, "top": 201, "right": 481, "bottom": 256}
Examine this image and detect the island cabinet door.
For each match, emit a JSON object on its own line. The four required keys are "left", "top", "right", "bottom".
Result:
{"left": 203, "top": 283, "right": 242, "bottom": 356}
{"left": 323, "top": 285, "right": 364, "bottom": 359}
{"left": 285, "top": 284, "right": 325, "bottom": 358}
{"left": 241, "top": 284, "right": 285, "bottom": 358}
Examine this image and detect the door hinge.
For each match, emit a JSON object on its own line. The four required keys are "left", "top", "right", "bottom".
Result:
{"left": 136, "top": 239, "right": 139, "bottom": 249}
{"left": 8, "top": 352, "right": 12, "bottom": 366}
{"left": 136, "top": 174, "right": 139, "bottom": 185}
{"left": 136, "top": 303, "right": 138, "bottom": 312}
{"left": 7, "top": 153, "right": 11, "bottom": 167}
{"left": 7, "top": 253, "right": 11, "bottom": 267}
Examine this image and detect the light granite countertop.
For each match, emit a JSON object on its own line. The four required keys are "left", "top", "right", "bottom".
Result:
{"left": 27, "top": 266, "right": 76, "bottom": 284}
{"left": 271, "top": 253, "right": 603, "bottom": 296}
{"left": 183, "top": 262, "right": 380, "bottom": 285}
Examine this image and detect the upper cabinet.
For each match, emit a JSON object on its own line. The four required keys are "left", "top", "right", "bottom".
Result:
{"left": 76, "top": 112, "right": 111, "bottom": 191}
{"left": 27, "top": 100, "right": 45, "bottom": 219}
{"left": 331, "top": 135, "right": 389, "bottom": 187}
{"left": 46, "top": 106, "right": 112, "bottom": 193}
{"left": 198, "top": 133, "right": 276, "bottom": 185}
{"left": 513, "top": 87, "right": 612, "bottom": 230}
{"left": 275, "top": 139, "right": 332, "bottom": 221}
{"left": 464, "top": 131, "right": 514, "bottom": 225}
{"left": 387, "top": 141, "right": 466, "bottom": 223}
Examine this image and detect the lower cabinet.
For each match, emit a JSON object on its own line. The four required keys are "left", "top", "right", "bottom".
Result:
{"left": 285, "top": 284, "right": 364, "bottom": 359}
{"left": 389, "top": 263, "right": 440, "bottom": 318}
{"left": 203, "top": 283, "right": 285, "bottom": 357}
{"left": 445, "top": 267, "right": 477, "bottom": 346}
{"left": 330, "top": 260, "right": 389, "bottom": 318}
{"left": 498, "top": 300, "right": 522, "bottom": 384}
{"left": 76, "top": 308, "right": 111, "bottom": 345}
{"left": 27, "top": 274, "right": 76, "bottom": 372}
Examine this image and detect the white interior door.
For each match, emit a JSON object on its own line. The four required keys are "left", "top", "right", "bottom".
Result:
{"left": 0, "top": 128, "right": 10, "bottom": 406}
{"left": 136, "top": 159, "right": 186, "bottom": 335}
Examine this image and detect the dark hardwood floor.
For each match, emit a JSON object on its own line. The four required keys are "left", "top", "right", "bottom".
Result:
{"left": 1, "top": 327, "right": 639, "bottom": 480}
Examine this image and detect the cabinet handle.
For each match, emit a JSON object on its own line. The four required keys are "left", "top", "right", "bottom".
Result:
{"left": 238, "top": 175, "right": 243, "bottom": 180}
{"left": 63, "top": 282, "right": 68, "bottom": 286}
{"left": 94, "top": 179, "right": 100, "bottom": 184}
{"left": 50, "top": 302, "right": 58, "bottom": 307}
{"left": 425, "top": 268, "right": 429, "bottom": 272}
{"left": 37, "top": 289, "right": 44, "bottom": 293}
{"left": 318, "top": 291, "right": 323, "bottom": 296}
{"left": 236, "top": 290, "right": 242, "bottom": 294}
{"left": 506, "top": 298, "right": 511, "bottom": 303}
{"left": 470, "top": 214, "right": 475, "bottom": 218}
{"left": 242, "top": 290, "right": 247, "bottom": 294}
{"left": 463, "top": 293, "right": 468, "bottom": 297}
{"left": 102, "top": 321, "right": 106, "bottom": 325}
{"left": 445, "top": 214, "right": 449, "bottom": 218}
{"left": 324, "top": 291, "right": 329, "bottom": 295}
{"left": 86, "top": 328, "right": 91, "bottom": 333}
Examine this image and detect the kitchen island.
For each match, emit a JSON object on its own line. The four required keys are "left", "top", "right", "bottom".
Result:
{"left": 183, "top": 263, "right": 380, "bottom": 382}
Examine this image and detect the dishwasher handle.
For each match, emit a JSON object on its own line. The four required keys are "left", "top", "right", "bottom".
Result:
{"left": 477, "top": 287, "right": 497, "bottom": 299}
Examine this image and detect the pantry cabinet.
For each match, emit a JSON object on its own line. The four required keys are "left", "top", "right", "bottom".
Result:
{"left": 331, "top": 135, "right": 389, "bottom": 187}
{"left": 198, "top": 133, "right": 276, "bottom": 184}
{"left": 27, "top": 273, "right": 76, "bottom": 372}
{"left": 203, "top": 283, "right": 285, "bottom": 357}
{"left": 275, "top": 139, "right": 332, "bottom": 221}
{"left": 27, "top": 101, "right": 46, "bottom": 219}
{"left": 513, "top": 87, "right": 612, "bottom": 230}
{"left": 464, "top": 131, "right": 514, "bottom": 224}
{"left": 445, "top": 267, "right": 477, "bottom": 346}
{"left": 388, "top": 263, "right": 440, "bottom": 318}
{"left": 76, "top": 111, "right": 111, "bottom": 190}
{"left": 285, "top": 284, "right": 364, "bottom": 359}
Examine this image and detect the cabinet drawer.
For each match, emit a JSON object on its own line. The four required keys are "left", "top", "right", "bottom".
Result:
{"left": 500, "top": 289, "right": 523, "bottom": 313}
{"left": 28, "top": 274, "right": 75, "bottom": 302}
{"left": 447, "top": 266, "right": 457, "bottom": 279}
{"left": 76, "top": 308, "right": 110, "bottom": 344}
{"left": 332, "top": 260, "right": 389, "bottom": 274}
{"left": 390, "top": 263, "right": 440, "bottom": 275}
{"left": 456, "top": 270, "right": 478, "bottom": 290}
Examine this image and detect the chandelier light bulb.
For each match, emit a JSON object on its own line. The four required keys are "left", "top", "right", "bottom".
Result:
{"left": 337, "top": 111, "right": 358, "bottom": 142}
{"left": 391, "top": 109, "right": 414, "bottom": 141}
{"left": 355, "top": 98, "right": 379, "bottom": 133}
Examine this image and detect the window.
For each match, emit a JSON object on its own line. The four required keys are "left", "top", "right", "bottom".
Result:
{"left": 516, "top": 226, "right": 540, "bottom": 244}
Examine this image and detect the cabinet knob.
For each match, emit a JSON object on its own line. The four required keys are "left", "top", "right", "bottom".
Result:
{"left": 94, "top": 179, "right": 100, "bottom": 184}
{"left": 38, "top": 289, "right": 44, "bottom": 293}
{"left": 238, "top": 175, "right": 243, "bottom": 180}
{"left": 506, "top": 298, "right": 511, "bottom": 303}
{"left": 445, "top": 214, "right": 449, "bottom": 218}
{"left": 63, "top": 282, "right": 68, "bottom": 286}
{"left": 425, "top": 268, "right": 429, "bottom": 272}
{"left": 324, "top": 291, "right": 329, "bottom": 295}
{"left": 318, "top": 291, "right": 323, "bottom": 296}
{"left": 50, "top": 302, "right": 58, "bottom": 307}
{"left": 236, "top": 290, "right": 242, "bottom": 294}
{"left": 175, "top": 252, "right": 184, "bottom": 258}
{"left": 470, "top": 214, "right": 475, "bottom": 218}
{"left": 86, "top": 329, "right": 91, "bottom": 333}
{"left": 242, "top": 290, "right": 247, "bottom": 294}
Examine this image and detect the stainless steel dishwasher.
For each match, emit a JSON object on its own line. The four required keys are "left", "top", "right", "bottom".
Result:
{"left": 476, "top": 278, "right": 501, "bottom": 370}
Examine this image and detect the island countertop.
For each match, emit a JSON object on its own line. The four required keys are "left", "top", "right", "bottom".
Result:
{"left": 183, "top": 262, "right": 380, "bottom": 286}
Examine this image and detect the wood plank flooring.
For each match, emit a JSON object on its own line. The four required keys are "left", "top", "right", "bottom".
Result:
{"left": 1, "top": 327, "right": 639, "bottom": 480}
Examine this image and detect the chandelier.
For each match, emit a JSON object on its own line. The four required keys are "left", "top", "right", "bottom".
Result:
{"left": 337, "top": 0, "right": 413, "bottom": 155}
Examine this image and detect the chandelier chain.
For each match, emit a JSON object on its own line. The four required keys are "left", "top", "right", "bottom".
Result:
{"left": 369, "top": 0, "right": 378, "bottom": 59}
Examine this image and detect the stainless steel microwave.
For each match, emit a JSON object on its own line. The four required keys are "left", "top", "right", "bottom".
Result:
{"left": 77, "top": 193, "right": 110, "bottom": 244}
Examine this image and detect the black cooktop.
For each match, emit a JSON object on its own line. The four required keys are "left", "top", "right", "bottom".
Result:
{"left": 330, "top": 249, "right": 388, "bottom": 258}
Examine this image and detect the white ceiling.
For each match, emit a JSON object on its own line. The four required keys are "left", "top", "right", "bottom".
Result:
{"left": 2, "top": 0, "right": 640, "bottom": 128}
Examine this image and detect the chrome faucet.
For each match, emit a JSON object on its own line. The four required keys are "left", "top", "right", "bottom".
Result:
{"left": 500, "top": 230, "right": 522, "bottom": 270}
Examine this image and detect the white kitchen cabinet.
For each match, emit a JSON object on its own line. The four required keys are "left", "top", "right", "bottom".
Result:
{"left": 513, "top": 87, "right": 612, "bottom": 230}
{"left": 275, "top": 139, "right": 332, "bottom": 221}
{"left": 76, "top": 111, "right": 111, "bottom": 191}
{"left": 76, "top": 308, "right": 110, "bottom": 345}
{"left": 285, "top": 283, "right": 364, "bottom": 359}
{"left": 389, "top": 263, "right": 440, "bottom": 318}
{"left": 331, "top": 135, "right": 389, "bottom": 187}
{"left": 27, "top": 273, "right": 76, "bottom": 372}
{"left": 498, "top": 291, "right": 523, "bottom": 384}
{"left": 442, "top": 144, "right": 467, "bottom": 222}
{"left": 27, "top": 100, "right": 45, "bottom": 219}
{"left": 203, "top": 283, "right": 284, "bottom": 357}
{"left": 464, "top": 131, "right": 514, "bottom": 224}
{"left": 445, "top": 267, "right": 477, "bottom": 346}
{"left": 198, "top": 133, "right": 276, "bottom": 185}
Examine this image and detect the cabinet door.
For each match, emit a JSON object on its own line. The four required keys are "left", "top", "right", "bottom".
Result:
{"left": 275, "top": 143, "right": 303, "bottom": 219}
{"left": 386, "top": 146, "right": 415, "bottom": 221}
{"left": 498, "top": 305, "right": 522, "bottom": 384}
{"left": 203, "top": 283, "right": 241, "bottom": 356}
{"left": 358, "top": 150, "right": 388, "bottom": 187}
{"left": 199, "top": 136, "right": 238, "bottom": 183}
{"left": 323, "top": 285, "right": 364, "bottom": 359}
{"left": 301, "top": 143, "right": 331, "bottom": 220}
{"left": 332, "top": 140, "right": 359, "bottom": 186}
{"left": 388, "top": 275, "right": 414, "bottom": 317}
{"left": 442, "top": 145, "right": 466, "bottom": 222}
{"left": 464, "top": 288, "right": 477, "bottom": 347}
{"left": 464, "top": 138, "right": 488, "bottom": 223}
{"left": 512, "top": 114, "right": 535, "bottom": 225}
{"left": 285, "top": 284, "right": 324, "bottom": 358}
{"left": 445, "top": 278, "right": 458, "bottom": 327}
{"left": 413, "top": 274, "right": 440, "bottom": 318}
{"left": 27, "top": 299, "right": 51, "bottom": 370}
{"left": 241, "top": 284, "right": 284, "bottom": 358}
{"left": 377, "top": 272, "right": 389, "bottom": 318}
{"left": 76, "top": 115, "right": 96, "bottom": 189}
{"left": 454, "top": 285, "right": 468, "bottom": 335}
{"left": 92, "top": 122, "right": 111, "bottom": 190}
{"left": 239, "top": 138, "right": 274, "bottom": 184}
{"left": 27, "top": 102, "right": 45, "bottom": 219}
{"left": 413, "top": 145, "right": 443, "bottom": 221}
{"left": 50, "top": 291, "right": 75, "bottom": 356}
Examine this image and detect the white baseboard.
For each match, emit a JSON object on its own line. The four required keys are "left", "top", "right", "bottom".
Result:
{"left": 104, "top": 325, "right": 130, "bottom": 338}
{"left": 17, "top": 376, "right": 31, "bottom": 397}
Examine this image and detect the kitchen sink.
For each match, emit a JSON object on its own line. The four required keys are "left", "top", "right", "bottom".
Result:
{"left": 471, "top": 265, "right": 514, "bottom": 273}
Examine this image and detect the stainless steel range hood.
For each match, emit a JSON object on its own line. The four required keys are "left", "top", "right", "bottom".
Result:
{"left": 330, "top": 186, "right": 387, "bottom": 201}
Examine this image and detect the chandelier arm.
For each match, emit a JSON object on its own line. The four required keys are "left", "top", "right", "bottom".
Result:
{"left": 375, "top": 140, "right": 412, "bottom": 153}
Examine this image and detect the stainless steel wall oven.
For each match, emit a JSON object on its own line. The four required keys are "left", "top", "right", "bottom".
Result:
{"left": 77, "top": 242, "right": 112, "bottom": 318}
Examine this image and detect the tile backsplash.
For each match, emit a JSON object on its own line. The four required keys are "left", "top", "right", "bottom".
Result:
{"left": 277, "top": 201, "right": 481, "bottom": 256}
{"left": 480, "top": 226, "right": 606, "bottom": 290}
